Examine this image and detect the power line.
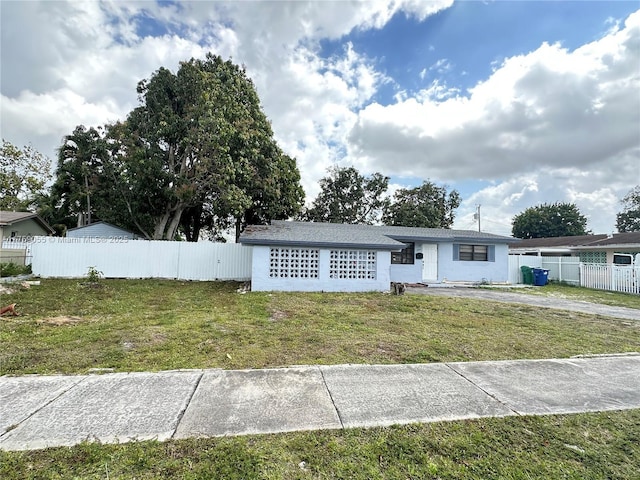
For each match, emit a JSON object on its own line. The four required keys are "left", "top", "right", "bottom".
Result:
{"left": 482, "top": 218, "right": 513, "bottom": 228}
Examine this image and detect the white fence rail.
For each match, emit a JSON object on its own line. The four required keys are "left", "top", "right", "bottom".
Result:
{"left": 508, "top": 255, "right": 541, "bottom": 284}
{"left": 508, "top": 255, "right": 581, "bottom": 285}
{"left": 580, "top": 263, "right": 640, "bottom": 295}
{"left": 26, "top": 237, "right": 251, "bottom": 281}
{"left": 0, "top": 248, "right": 29, "bottom": 266}
{"left": 1, "top": 240, "right": 33, "bottom": 266}
{"left": 2, "top": 239, "right": 35, "bottom": 250}
{"left": 540, "top": 257, "right": 581, "bottom": 285}
{"left": 510, "top": 255, "right": 639, "bottom": 294}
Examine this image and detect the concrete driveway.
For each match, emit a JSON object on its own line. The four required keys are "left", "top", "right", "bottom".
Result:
{"left": 406, "top": 286, "right": 640, "bottom": 321}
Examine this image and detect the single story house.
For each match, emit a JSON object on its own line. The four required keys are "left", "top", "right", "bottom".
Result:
{"left": 0, "top": 211, "right": 55, "bottom": 265}
{"left": 239, "top": 221, "right": 515, "bottom": 292}
{"left": 509, "top": 233, "right": 640, "bottom": 264}
{"left": 0, "top": 211, "right": 55, "bottom": 244}
{"left": 66, "top": 221, "right": 137, "bottom": 240}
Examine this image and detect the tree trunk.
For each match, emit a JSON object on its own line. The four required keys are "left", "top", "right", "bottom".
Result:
{"left": 191, "top": 221, "right": 201, "bottom": 242}
{"left": 153, "top": 211, "right": 172, "bottom": 240}
{"left": 165, "top": 207, "right": 185, "bottom": 240}
{"left": 180, "top": 206, "right": 202, "bottom": 242}
{"left": 235, "top": 217, "right": 243, "bottom": 243}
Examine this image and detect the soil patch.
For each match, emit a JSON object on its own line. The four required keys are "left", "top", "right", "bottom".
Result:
{"left": 269, "top": 309, "right": 289, "bottom": 322}
{"left": 38, "top": 316, "right": 84, "bottom": 326}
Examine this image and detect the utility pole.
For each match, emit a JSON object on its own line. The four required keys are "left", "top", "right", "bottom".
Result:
{"left": 473, "top": 204, "right": 481, "bottom": 232}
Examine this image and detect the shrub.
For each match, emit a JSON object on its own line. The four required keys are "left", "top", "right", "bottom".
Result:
{"left": 0, "top": 262, "right": 32, "bottom": 277}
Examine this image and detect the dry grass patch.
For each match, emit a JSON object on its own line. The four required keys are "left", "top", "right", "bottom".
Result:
{"left": 517, "top": 283, "right": 640, "bottom": 309}
{"left": 36, "top": 315, "right": 85, "bottom": 326}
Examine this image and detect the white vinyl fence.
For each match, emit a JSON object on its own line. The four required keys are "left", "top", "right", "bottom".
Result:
{"left": 2, "top": 239, "right": 34, "bottom": 265}
{"left": 508, "top": 255, "right": 580, "bottom": 285}
{"left": 580, "top": 264, "right": 640, "bottom": 295}
{"left": 26, "top": 237, "right": 251, "bottom": 281}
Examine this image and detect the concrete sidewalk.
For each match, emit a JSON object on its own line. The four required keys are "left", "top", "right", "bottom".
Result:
{"left": 1, "top": 355, "right": 639, "bottom": 451}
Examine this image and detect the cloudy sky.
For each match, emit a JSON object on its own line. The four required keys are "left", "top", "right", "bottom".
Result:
{"left": 2, "top": 0, "right": 639, "bottom": 236}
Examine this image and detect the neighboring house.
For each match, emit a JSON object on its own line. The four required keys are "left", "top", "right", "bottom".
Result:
{"left": 0, "top": 211, "right": 55, "bottom": 244}
{"left": 239, "top": 221, "right": 515, "bottom": 292}
{"left": 66, "top": 221, "right": 137, "bottom": 239}
{"left": 0, "top": 211, "right": 55, "bottom": 265}
{"left": 509, "top": 233, "right": 640, "bottom": 264}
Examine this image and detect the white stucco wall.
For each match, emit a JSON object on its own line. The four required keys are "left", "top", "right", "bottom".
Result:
{"left": 250, "top": 245, "right": 392, "bottom": 292}
{"left": 389, "top": 242, "right": 509, "bottom": 284}
{"left": 437, "top": 243, "right": 509, "bottom": 283}
{"left": 389, "top": 262, "right": 422, "bottom": 283}
{"left": 251, "top": 242, "right": 510, "bottom": 290}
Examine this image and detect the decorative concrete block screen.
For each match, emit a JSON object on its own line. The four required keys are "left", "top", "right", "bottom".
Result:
{"left": 329, "top": 250, "right": 377, "bottom": 280}
{"left": 579, "top": 252, "right": 607, "bottom": 264}
{"left": 269, "top": 248, "right": 319, "bottom": 278}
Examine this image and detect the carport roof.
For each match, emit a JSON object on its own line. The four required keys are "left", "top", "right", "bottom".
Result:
{"left": 239, "top": 221, "right": 515, "bottom": 250}
{"left": 509, "top": 232, "right": 640, "bottom": 251}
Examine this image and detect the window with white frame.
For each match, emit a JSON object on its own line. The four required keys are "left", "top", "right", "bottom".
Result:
{"left": 329, "top": 250, "right": 377, "bottom": 280}
{"left": 269, "top": 248, "right": 319, "bottom": 278}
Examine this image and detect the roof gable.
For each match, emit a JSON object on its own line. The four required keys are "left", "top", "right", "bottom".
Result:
{"left": 66, "top": 221, "right": 135, "bottom": 236}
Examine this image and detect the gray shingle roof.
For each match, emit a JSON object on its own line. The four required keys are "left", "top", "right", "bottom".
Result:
{"left": 0, "top": 211, "right": 39, "bottom": 225}
{"left": 239, "top": 221, "right": 515, "bottom": 249}
{"left": 0, "top": 211, "right": 55, "bottom": 233}
{"left": 510, "top": 232, "right": 640, "bottom": 250}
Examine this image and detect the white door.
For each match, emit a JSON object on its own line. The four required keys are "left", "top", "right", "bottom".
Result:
{"left": 422, "top": 244, "right": 438, "bottom": 282}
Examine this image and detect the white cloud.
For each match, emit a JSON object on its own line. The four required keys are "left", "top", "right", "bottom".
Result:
{"left": 349, "top": 11, "right": 640, "bottom": 180}
{"left": 0, "top": 0, "right": 451, "bottom": 202}
{"left": 1, "top": 0, "right": 636, "bottom": 236}
{"left": 349, "top": 10, "right": 640, "bottom": 233}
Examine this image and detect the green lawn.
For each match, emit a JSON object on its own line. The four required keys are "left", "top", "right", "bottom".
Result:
{"left": 1, "top": 410, "right": 638, "bottom": 479}
{"left": 1, "top": 279, "right": 639, "bottom": 375}
{"left": 2, "top": 279, "right": 639, "bottom": 478}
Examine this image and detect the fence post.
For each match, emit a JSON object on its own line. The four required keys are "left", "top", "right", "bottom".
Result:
{"left": 611, "top": 265, "right": 616, "bottom": 291}
{"left": 558, "top": 258, "right": 563, "bottom": 283}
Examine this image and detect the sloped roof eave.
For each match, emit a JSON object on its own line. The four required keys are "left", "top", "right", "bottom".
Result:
{"left": 451, "top": 235, "right": 514, "bottom": 244}
{"left": 386, "top": 234, "right": 514, "bottom": 244}
{"left": 66, "top": 221, "right": 135, "bottom": 235}
{"left": 240, "top": 238, "right": 404, "bottom": 251}
{"left": 509, "top": 247, "right": 574, "bottom": 254}
{"left": 570, "top": 243, "right": 640, "bottom": 251}
{"left": 239, "top": 221, "right": 516, "bottom": 247}
{"left": 0, "top": 211, "right": 55, "bottom": 234}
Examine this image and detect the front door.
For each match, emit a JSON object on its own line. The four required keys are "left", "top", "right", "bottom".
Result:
{"left": 422, "top": 244, "right": 438, "bottom": 282}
